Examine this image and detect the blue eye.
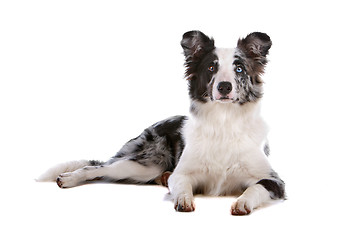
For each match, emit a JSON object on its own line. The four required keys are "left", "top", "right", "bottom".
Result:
{"left": 236, "top": 66, "right": 243, "bottom": 73}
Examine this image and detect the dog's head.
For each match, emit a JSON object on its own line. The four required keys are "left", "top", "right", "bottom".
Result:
{"left": 181, "top": 31, "right": 271, "bottom": 105}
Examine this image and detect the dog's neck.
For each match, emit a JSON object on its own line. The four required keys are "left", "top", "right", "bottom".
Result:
{"left": 190, "top": 100, "right": 262, "bottom": 122}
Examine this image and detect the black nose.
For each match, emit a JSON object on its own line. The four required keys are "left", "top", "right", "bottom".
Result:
{"left": 217, "top": 81, "right": 232, "bottom": 96}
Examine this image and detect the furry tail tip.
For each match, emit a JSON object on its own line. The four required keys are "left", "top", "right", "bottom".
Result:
{"left": 36, "top": 160, "right": 96, "bottom": 182}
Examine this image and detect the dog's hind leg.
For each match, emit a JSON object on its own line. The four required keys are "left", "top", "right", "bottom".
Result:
{"left": 53, "top": 115, "right": 187, "bottom": 188}
{"left": 56, "top": 159, "right": 162, "bottom": 188}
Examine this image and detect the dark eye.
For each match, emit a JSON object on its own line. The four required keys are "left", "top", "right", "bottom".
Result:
{"left": 208, "top": 65, "right": 215, "bottom": 72}
{"left": 236, "top": 66, "right": 243, "bottom": 73}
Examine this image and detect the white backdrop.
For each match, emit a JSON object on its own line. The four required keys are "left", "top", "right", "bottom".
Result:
{"left": 1, "top": 0, "right": 359, "bottom": 239}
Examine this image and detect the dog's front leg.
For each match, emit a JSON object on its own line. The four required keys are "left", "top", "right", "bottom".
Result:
{"left": 231, "top": 184, "right": 271, "bottom": 215}
{"left": 168, "top": 173, "right": 195, "bottom": 212}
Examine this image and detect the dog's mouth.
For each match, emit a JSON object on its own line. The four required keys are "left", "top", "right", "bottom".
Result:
{"left": 216, "top": 96, "right": 234, "bottom": 103}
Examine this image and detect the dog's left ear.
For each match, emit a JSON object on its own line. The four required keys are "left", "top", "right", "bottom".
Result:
{"left": 237, "top": 32, "right": 272, "bottom": 58}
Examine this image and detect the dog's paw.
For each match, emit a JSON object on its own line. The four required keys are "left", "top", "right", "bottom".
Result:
{"left": 56, "top": 172, "right": 84, "bottom": 188}
{"left": 231, "top": 197, "right": 254, "bottom": 216}
{"left": 174, "top": 194, "right": 195, "bottom": 212}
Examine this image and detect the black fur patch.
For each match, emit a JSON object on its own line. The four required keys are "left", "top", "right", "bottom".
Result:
{"left": 188, "top": 51, "right": 218, "bottom": 102}
{"left": 264, "top": 143, "right": 270, "bottom": 157}
{"left": 89, "top": 160, "right": 104, "bottom": 166}
{"left": 181, "top": 31, "right": 216, "bottom": 102}
{"left": 111, "top": 116, "right": 187, "bottom": 172}
{"left": 257, "top": 178, "right": 285, "bottom": 200}
{"left": 143, "top": 129, "right": 154, "bottom": 142}
{"left": 153, "top": 115, "right": 187, "bottom": 166}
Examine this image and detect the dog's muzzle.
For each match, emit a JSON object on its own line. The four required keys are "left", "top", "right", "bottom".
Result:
{"left": 214, "top": 81, "right": 234, "bottom": 102}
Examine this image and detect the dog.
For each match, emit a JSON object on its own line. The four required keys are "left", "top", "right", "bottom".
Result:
{"left": 38, "top": 30, "right": 285, "bottom": 215}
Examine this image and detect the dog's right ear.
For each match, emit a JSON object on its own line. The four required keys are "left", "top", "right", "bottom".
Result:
{"left": 181, "top": 31, "right": 215, "bottom": 59}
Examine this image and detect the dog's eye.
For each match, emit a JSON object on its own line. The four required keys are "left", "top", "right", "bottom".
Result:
{"left": 236, "top": 66, "right": 243, "bottom": 73}
{"left": 208, "top": 65, "right": 215, "bottom": 72}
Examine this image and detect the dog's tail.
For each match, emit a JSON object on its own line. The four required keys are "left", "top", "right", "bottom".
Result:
{"left": 36, "top": 160, "right": 104, "bottom": 182}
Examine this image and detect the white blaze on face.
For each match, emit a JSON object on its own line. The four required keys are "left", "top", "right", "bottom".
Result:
{"left": 212, "top": 48, "right": 237, "bottom": 102}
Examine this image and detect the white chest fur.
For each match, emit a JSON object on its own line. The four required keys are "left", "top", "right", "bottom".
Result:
{"left": 175, "top": 101, "right": 271, "bottom": 195}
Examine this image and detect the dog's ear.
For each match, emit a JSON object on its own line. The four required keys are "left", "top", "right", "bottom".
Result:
{"left": 237, "top": 32, "right": 272, "bottom": 58}
{"left": 181, "top": 31, "right": 215, "bottom": 59}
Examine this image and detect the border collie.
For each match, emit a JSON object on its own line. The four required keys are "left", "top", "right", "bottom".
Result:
{"left": 38, "top": 30, "right": 285, "bottom": 215}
